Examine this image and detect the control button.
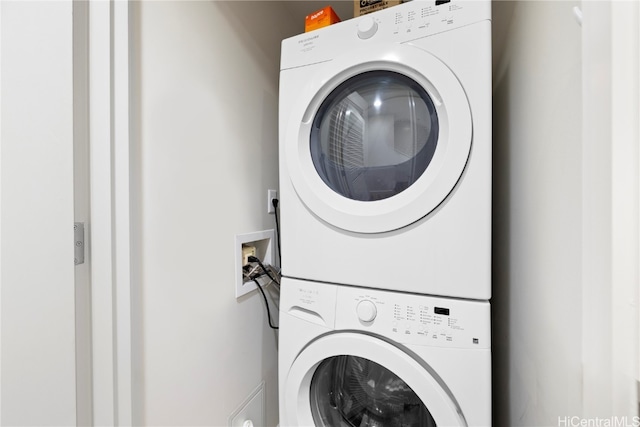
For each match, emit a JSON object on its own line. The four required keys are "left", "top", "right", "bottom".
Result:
{"left": 357, "top": 300, "right": 377, "bottom": 322}
{"left": 357, "top": 16, "right": 378, "bottom": 39}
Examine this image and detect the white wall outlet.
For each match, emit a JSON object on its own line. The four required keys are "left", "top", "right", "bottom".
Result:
{"left": 235, "top": 230, "right": 274, "bottom": 298}
{"left": 241, "top": 245, "right": 256, "bottom": 266}
{"left": 267, "top": 189, "right": 277, "bottom": 214}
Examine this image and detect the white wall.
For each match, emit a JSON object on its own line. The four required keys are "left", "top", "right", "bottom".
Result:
{"left": 492, "top": 1, "right": 584, "bottom": 425}
{"left": 0, "top": 1, "right": 77, "bottom": 424}
{"left": 131, "top": 2, "right": 299, "bottom": 425}
{"left": 494, "top": 0, "right": 640, "bottom": 424}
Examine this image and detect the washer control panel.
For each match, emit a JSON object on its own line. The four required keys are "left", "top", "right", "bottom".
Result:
{"left": 335, "top": 285, "right": 491, "bottom": 349}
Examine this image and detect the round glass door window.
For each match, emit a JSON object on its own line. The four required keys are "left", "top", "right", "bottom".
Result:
{"left": 310, "top": 355, "right": 437, "bottom": 426}
{"left": 310, "top": 71, "right": 439, "bottom": 202}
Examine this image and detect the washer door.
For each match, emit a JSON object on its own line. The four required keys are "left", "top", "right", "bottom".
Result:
{"left": 284, "top": 44, "right": 472, "bottom": 233}
{"left": 283, "top": 333, "right": 466, "bottom": 426}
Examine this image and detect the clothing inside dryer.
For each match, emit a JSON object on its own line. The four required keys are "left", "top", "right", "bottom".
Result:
{"left": 310, "top": 71, "right": 439, "bottom": 202}
{"left": 310, "top": 355, "right": 437, "bottom": 427}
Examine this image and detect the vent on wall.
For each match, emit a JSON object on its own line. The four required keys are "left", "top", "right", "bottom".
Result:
{"left": 228, "top": 381, "right": 265, "bottom": 427}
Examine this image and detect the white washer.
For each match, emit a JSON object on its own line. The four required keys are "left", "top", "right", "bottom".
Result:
{"left": 278, "top": 1, "right": 492, "bottom": 300}
{"left": 278, "top": 278, "right": 491, "bottom": 426}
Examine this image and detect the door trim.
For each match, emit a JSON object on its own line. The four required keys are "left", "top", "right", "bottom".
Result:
{"left": 89, "top": 1, "right": 133, "bottom": 424}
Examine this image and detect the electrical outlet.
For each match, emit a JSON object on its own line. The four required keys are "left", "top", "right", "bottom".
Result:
{"left": 242, "top": 245, "right": 256, "bottom": 266}
{"left": 235, "top": 230, "right": 274, "bottom": 298}
{"left": 267, "top": 189, "right": 277, "bottom": 214}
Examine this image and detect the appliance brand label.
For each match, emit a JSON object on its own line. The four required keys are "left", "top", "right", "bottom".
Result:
{"left": 359, "top": 0, "right": 389, "bottom": 13}
{"left": 298, "top": 34, "right": 319, "bottom": 53}
{"left": 297, "top": 34, "right": 319, "bottom": 44}
{"left": 297, "top": 287, "right": 319, "bottom": 305}
{"left": 360, "top": 0, "right": 383, "bottom": 6}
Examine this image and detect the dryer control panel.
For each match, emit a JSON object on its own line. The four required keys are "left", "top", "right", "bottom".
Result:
{"left": 281, "top": 0, "right": 491, "bottom": 70}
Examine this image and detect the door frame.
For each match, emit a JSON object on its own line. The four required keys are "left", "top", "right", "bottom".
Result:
{"left": 88, "top": 0, "right": 134, "bottom": 424}
{"left": 581, "top": 0, "right": 640, "bottom": 418}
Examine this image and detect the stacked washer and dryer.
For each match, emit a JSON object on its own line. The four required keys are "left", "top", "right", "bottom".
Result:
{"left": 277, "top": 1, "right": 492, "bottom": 425}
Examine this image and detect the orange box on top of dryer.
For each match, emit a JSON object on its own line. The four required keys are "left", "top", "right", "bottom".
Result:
{"left": 305, "top": 6, "right": 341, "bottom": 33}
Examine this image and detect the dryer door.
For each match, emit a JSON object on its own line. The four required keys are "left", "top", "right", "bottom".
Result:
{"left": 282, "top": 333, "right": 466, "bottom": 426}
{"left": 284, "top": 44, "right": 472, "bottom": 233}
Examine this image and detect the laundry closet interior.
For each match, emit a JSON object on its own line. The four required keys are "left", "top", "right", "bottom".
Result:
{"left": 129, "top": 1, "right": 636, "bottom": 425}
{"left": 1, "top": 1, "right": 637, "bottom": 426}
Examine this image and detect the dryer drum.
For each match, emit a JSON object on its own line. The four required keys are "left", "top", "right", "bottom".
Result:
{"left": 310, "top": 70, "right": 439, "bottom": 202}
{"left": 310, "top": 355, "right": 437, "bottom": 426}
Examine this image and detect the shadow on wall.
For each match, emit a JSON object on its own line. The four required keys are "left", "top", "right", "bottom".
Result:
{"left": 214, "top": 1, "right": 300, "bottom": 81}
{"left": 491, "top": 0, "right": 516, "bottom": 73}
{"left": 491, "top": 2, "right": 516, "bottom": 424}
{"left": 492, "top": 65, "right": 512, "bottom": 427}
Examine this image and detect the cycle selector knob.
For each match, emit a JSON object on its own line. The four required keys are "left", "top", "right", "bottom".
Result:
{"left": 357, "top": 300, "right": 377, "bottom": 323}
{"left": 357, "top": 16, "right": 378, "bottom": 39}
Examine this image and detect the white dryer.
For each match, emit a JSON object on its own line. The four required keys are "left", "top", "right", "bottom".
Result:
{"left": 278, "top": 1, "right": 492, "bottom": 300}
{"left": 278, "top": 277, "right": 491, "bottom": 426}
